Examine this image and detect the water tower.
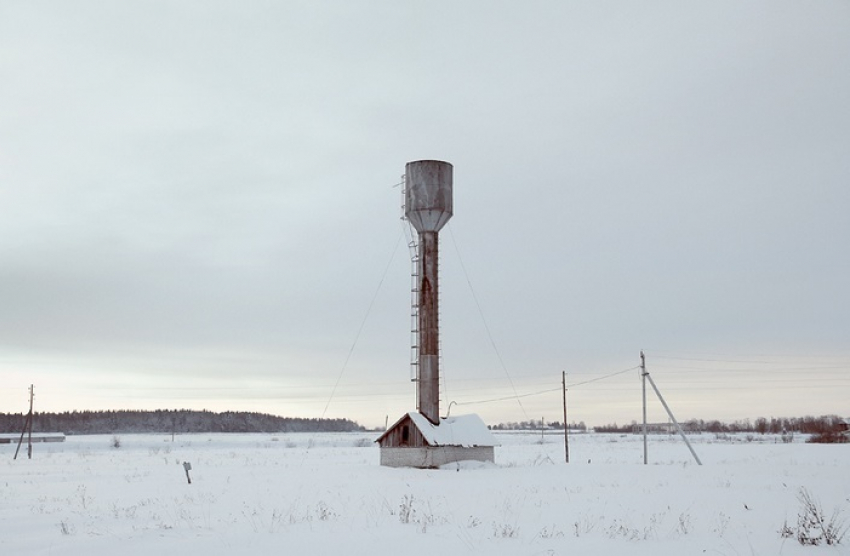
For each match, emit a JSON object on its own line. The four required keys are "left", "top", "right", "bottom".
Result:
{"left": 376, "top": 160, "right": 497, "bottom": 468}
{"left": 405, "top": 160, "right": 453, "bottom": 425}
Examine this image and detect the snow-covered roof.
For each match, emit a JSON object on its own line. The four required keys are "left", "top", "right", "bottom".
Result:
{"left": 406, "top": 412, "right": 498, "bottom": 447}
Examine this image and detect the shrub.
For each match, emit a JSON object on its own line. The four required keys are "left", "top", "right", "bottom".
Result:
{"left": 781, "top": 488, "right": 847, "bottom": 546}
{"left": 807, "top": 431, "right": 849, "bottom": 444}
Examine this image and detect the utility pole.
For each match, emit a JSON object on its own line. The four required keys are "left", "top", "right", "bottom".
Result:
{"left": 644, "top": 370, "right": 702, "bottom": 466}
{"left": 640, "top": 353, "right": 702, "bottom": 466}
{"left": 641, "top": 352, "right": 647, "bottom": 465}
{"left": 14, "top": 385, "right": 34, "bottom": 460}
{"left": 562, "top": 371, "right": 569, "bottom": 463}
{"left": 27, "top": 385, "right": 34, "bottom": 459}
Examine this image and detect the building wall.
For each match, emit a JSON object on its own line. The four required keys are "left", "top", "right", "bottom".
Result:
{"left": 380, "top": 446, "right": 494, "bottom": 468}
{"left": 377, "top": 415, "right": 429, "bottom": 448}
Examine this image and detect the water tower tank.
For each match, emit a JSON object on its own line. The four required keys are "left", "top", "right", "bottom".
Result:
{"left": 404, "top": 160, "right": 453, "bottom": 232}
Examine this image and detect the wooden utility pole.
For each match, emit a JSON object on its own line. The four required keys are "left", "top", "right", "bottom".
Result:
{"left": 27, "top": 385, "right": 34, "bottom": 459}
{"left": 562, "top": 371, "right": 569, "bottom": 463}
{"left": 641, "top": 352, "right": 648, "bottom": 465}
{"left": 14, "top": 385, "right": 34, "bottom": 460}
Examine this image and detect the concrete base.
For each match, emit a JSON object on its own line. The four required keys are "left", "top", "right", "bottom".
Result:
{"left": 380, "top": 446, "right": 494, "bottom": 468}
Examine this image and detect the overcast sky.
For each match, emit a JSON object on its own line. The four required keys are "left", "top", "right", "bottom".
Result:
{"left": 1, "top": 1, "right": 848, "bottom": 429}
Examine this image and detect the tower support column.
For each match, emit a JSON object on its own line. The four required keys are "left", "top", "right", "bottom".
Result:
{"left": 418, "top": 231, "right": 440, "bottom": 424}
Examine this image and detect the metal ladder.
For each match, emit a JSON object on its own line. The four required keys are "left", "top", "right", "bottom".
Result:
{"left": 408, "top": 236, "right": 420, "bottom": 383}
{"left": 400, "top": 178, "right": 420, "bottom": 384}
{"left": 400, "top": 179, "right": 443, "bottom": 410}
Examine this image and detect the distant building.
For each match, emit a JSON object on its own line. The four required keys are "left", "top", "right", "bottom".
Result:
{"left": 376, "top": 412, "right": 497, "bottom": 468}
{"left": 0, "top": 433, "right": 65, "bottom": 444}
{"left": 632, "top": 422, "right": 699, "bottom": 435}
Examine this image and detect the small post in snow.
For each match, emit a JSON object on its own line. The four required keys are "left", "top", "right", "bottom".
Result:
{"left": 183, "top": 461, "right": 193, "bottom": 484}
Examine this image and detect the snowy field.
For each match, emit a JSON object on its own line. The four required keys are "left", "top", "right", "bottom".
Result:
{"left": 2, "top": 431, "right": 848, "bottom": 555}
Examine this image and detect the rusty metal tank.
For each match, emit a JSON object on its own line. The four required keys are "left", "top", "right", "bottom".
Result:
{"left": 404, "top": 160, "right": 453, "bottom": 233}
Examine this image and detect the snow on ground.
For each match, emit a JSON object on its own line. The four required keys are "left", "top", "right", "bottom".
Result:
{"left": 1, "top": 431, "right": 848, "bottom": 555}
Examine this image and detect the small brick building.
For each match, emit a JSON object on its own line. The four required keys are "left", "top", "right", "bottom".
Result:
{"left": 376, "top": 412, "right": 497, "bottom": 468}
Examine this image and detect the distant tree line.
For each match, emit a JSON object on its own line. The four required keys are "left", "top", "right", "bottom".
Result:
{"left": 490, "top": 420, "right": 587, "bottom": 431}
{"left": 593, "top": 415, "right": 847, "bottom": 435}
{"left": 0, "top": 409, "right": 364, "bottom": 435}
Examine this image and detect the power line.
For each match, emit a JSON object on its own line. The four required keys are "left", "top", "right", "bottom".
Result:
{"left": 453, "top": 365, "right": 642, "bottom": 407}
{"left": 454, "top": 387, "right": 562, "bottom": 407}
{"left": 566, "top": 366, "right": 640, "bottom": 388}
{"left": 648, "top": 364, "right": 849, "bottom": 373}
{"left": 645, "top": 351, "right": 850, "bottom": 364}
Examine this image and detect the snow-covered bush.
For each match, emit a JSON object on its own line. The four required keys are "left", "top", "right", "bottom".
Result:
{"left": 781, "top": 488, "right": 847, "bottom": 546}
